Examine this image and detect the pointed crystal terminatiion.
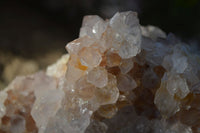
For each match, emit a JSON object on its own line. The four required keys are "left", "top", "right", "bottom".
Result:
{"left": 0, "top": 11, "right": 199, "bottom": 133}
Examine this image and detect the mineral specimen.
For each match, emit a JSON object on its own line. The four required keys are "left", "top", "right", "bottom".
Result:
{"left": 0, "top": 11, "right": 200, "bottom": 133}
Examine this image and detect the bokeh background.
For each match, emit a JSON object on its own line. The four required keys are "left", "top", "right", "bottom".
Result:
{"left": 0, "top": 0, "right": 200, "bottom": 88}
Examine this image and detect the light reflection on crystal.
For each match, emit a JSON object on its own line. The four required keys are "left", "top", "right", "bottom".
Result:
{"left": 0, "top": 11, "right": 199, "bottom": 133}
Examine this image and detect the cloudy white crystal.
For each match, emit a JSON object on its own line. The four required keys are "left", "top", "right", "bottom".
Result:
{"left": 0, "top": 11, "right": 199, "bottom": 133}
{"left": 109, "top": 12, "right": 141, "bottom": 59}
{"left": 31, "top": 89, "right": 64, "bottom": 133}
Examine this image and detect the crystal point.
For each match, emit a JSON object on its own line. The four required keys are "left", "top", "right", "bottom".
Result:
{"left": 0, "top": 11, "right": 199, "bottom": 133}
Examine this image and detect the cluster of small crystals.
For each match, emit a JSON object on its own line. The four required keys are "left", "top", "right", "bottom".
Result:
{"left": 0, "top": 11, "right": 200, "bottom": 133}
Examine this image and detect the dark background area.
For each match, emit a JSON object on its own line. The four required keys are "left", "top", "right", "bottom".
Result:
{"left": 0, "top": 0, "right": 200, "bottom": 56}
{"left": 0, "top": 0, "right": 200, "bottom": 88}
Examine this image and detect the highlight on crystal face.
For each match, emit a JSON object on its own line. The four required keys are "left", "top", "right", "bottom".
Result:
{"left": 0, "top": 11, "right": 200, "bottom": 133}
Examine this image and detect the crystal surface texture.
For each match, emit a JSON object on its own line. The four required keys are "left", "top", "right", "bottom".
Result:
{"left": 0, "top": 11, "right": 200, "bottom": 133}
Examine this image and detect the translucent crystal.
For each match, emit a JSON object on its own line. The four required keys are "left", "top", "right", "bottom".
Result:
{"left": 87, "top": 67, "right": 108, "bottom": 88}
{"left": 79, "top": 47, "right": 102, "bottom": 67}
{"left": 44, "top": 108, "right": 91, "bottom": 133}
{"left": 0, "top": 11, "right": 200, "bottom": 133}
{"left": 109, "top": 11, "right": 142, "bottom": 59}
{"left": 31, "top": 89, "right": 64, "bottom": 133}
{"left": 80, "top": 15, "right": 107, "bottom": 39}
{"left": 117, "top": 74, "right": 137, "bottom": 92}
{"left": 166, "top": 74, "right": 189, "bottom": 99}
{"left": 97, "top": 104, "right": 118, "bottom": 118}
{"left": 154, "top": 82, "right": 180, "bottom": 117}
{"left": 119, "top": 58, "right": 133, "bottom": 74}
{"left": 65, "top": 61, "right": 86, "bottom": 86}
{"left": 95, "top": 73, "right": 119, "bottom": 105}
{"left": 162, "top": 52, "right": 188, "bottom": 74}
{"left": 66, "top": 36, "right": 95, "bottom": 55}
{"left": 106, "top": 51, "right": 121, "bottom": 67}
{"left": 75, "top": 76, "right": 95, "bottom": 100}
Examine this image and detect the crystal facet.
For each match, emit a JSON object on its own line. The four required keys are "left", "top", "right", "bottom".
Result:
{"left": 0, "top": 11, "right": 199, "bottom": 133}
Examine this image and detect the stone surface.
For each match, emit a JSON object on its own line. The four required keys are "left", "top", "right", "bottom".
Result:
{"left": 0, "top": 11, "right": 199, "bottom": 133}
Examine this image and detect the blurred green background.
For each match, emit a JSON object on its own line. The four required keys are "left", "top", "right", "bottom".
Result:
{"left": 0, "top": 0, "right": 200, "bottom": 88}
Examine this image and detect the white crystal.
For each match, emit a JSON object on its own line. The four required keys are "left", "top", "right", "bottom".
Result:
{"left": 162, "top": 51, "right": 188, "bottom": 74}
{"left": 95, "top": 73, "right": 119, "bottom": 105}
{"left": 31, "top": 88, "right": 64, "bottom": 133}
{"left": 44, "top": 108, "right": 91, "bottom": 133}
{"left": 46, "top": 54, "right": 69, "bottom": 78}
{"left": 79, "top": 47, "right": 102, "bottom": 67}
{"left": 87, "top": 67, "right": 108, "bottom": 88}
{"left": 166, "top": 73, "right": 189, "bottom": 99}
{"left": 109, "top": 11, "right": 142, "bottom": 59}
{"left": 80, "top": 15, "right": 107, "bottom": 39}
{"left": 75, "top": 76, "right": 95, "bottom": 100}
{"left": 0, "top": 11, "right": 200, "bottom": 133}
{"left": 66, "top": 36, "right": 96, "bottom": 55}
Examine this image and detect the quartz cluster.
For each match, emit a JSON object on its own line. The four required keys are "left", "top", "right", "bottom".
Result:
{"left": 0, "top": 11, "right": 200, "bottom": 133}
